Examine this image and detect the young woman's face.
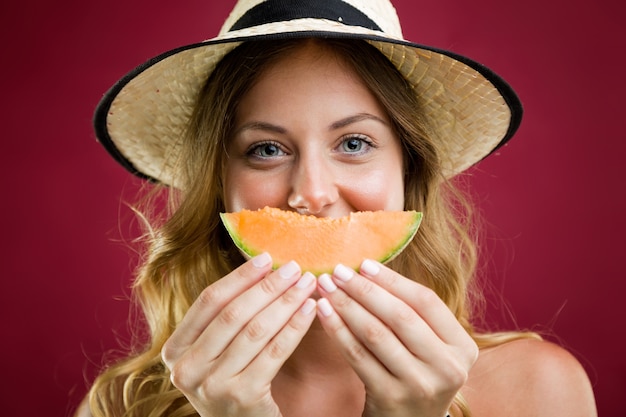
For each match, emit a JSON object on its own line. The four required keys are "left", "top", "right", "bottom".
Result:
{"left": 224, "top": 42, "right": 405, "bottom": 217}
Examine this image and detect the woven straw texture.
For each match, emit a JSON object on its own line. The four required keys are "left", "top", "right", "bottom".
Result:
{"left": 100, "top": 0, "right": 517, "bottom": 187}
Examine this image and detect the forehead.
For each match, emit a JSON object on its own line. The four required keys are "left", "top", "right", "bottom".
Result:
{"left": 235, "top": 40, "right": 390, "bottom": 123}
{"left": 252, "top": 40, "right": 360, "bottom": 86}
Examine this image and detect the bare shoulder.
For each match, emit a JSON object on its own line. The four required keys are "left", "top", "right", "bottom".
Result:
{"left": 462, "top": 338, "right": 597, "bottom": 417}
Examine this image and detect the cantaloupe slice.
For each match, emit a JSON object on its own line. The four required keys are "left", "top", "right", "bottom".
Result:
{"left": 220, "top": 207, "right": 422, "bottom": 275}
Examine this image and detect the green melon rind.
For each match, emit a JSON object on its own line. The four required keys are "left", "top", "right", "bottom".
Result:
{"left": 219, "top": 212, "right": 262, "bottom": 259}
{"left": 219, "top": 210, "right": 423, "bottom": 274}
{"left": 373, "top": 211, "right": 422, "bottom": 268}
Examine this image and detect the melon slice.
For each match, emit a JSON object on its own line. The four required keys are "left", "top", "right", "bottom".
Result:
{"left": 220, "top": 207, "right": 422, "bottom": 275}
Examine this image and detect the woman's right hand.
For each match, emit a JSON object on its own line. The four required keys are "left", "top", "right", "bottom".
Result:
{"left": 161, "top": 253, "right": 317, "bottom": 417}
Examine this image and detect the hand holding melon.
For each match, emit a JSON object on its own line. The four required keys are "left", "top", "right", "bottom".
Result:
{"left": 219, "top": 207, "right": 476, "bottom": 417}
{"left": 315, "top": 261, "right": 479, "bottom": 417}
{"left": 161, "top": 251, "right": 317, "bottom": 417}
{"left": 163, "top": 207, "right": 471, "bottom": 417}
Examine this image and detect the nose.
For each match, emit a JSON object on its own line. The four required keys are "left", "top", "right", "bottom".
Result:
{"left": 287, "top": 155, "right": 339, "bottom": 215}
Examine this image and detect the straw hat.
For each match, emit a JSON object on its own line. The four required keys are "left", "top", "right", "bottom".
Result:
{"left": 94, "top": 0, "right": 522, "bottom": 186}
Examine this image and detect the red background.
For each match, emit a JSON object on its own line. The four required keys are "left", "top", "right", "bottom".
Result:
{"left": 1, "top": 0, "right": 623, "bottom": 415}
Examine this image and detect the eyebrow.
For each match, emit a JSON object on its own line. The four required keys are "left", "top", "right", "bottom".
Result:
{"left": 235, "top": 112, "right": 388, "bottom": 136}
{"left": 329, "top": 113, "right": 389, "bottom": 130}
{"left": 235, "top": 121, "right": 287, "bottom": 135}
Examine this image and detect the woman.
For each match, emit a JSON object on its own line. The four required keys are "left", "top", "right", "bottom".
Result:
{"left": 79, "top": 1, "right": 597, "bottom": 416}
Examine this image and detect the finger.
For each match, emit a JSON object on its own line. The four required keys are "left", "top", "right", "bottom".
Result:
{"left": 318, "top": 274, "right": 426, "bottom": 378}
{"left": 318, "top": 286, "right": 473, "bottom": 415}
{"left": 162, "top": 252, "right": 273, "bottom": 367}
{"left": 320, "top": 265, "right": 442, "bottom": 360}
{"left": 191, "top": 260, "right": 303, "bottom": 362}
{"left": 315, "top": 297, "right": 391, "bottom": 384}
{"left": 244, "top": 296, "right": 318, "bottom": 385}
{"left": 214, "top": 272, "right": 317, "bottom": 376}
{"left": 319, "top": 273, "right": 474, "bottom": 394}
{"left": 359, "top": 259, "right": 473, "bottom": 348}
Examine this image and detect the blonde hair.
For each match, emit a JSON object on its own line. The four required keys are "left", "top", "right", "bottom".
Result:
{"left": 85, "top": 38, "right": 538, "bottom": 417}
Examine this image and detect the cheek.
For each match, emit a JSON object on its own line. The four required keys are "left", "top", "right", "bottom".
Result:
{"left": 342, "top": 167, "right": 405, "bottom": 212}
{"left": 224, "top": 168, "right": 289, "bottom": 212}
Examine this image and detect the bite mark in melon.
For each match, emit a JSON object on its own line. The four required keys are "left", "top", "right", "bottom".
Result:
{"left": 220, "top": 207, "right": 422, "bottom": 275}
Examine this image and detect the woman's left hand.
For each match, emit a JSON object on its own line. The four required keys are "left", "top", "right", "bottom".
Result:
{"left": 315, "top": 260, "right": 478, "bottom": 417}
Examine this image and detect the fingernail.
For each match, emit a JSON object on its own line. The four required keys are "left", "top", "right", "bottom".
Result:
{"left": 252, "top": 252, "right": 272, "bottom": 268}
{"left": 296, "top": 272, "right": 315, "bottom": 289}
{"left": 317, "top": 298, "right": 333, "bottom": 316}
{"left": 318, "top": 273, "right": 337, "bottom": 293}
{"left": 300, "top": 298, "right": 316, "bottom": 315}
{"left": 333, "top": 264, "right": 353, "bottom": 282}
{"left": 360, "top": 259, "right": 380, "bottom": 276}
{"left": 278, "top": 261, "right": 300, "bottom": 279}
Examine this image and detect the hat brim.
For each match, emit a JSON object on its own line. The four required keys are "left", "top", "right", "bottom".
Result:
{"left": 94, "top": 21, "right": 522, "bottom": 186}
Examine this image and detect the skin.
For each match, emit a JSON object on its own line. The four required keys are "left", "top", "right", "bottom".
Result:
{"left": 77, "top": 42, "right": 597, "bottom": 417}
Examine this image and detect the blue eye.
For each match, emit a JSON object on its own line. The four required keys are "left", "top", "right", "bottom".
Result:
{"left": 248, "top": 141, "right": 285, "bottom": 158}
{"left": 340, "top": 135, "right": 372, "bottom": 153}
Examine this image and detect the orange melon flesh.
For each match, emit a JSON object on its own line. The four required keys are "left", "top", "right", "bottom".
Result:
{"left": 220, "top": 207, "right": 422, "bottom": 275}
